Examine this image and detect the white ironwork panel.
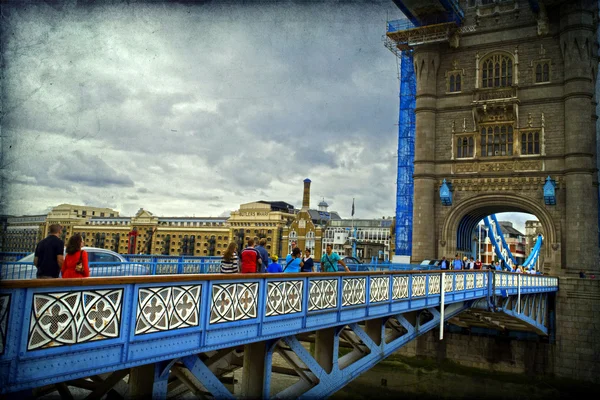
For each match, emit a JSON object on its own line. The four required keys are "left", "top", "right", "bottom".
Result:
{"left": 369, "top": 276, "right": 390, "bottom": 303}
{"left": 210, "top": 282, "right": 258, "bottom": 324}
{"left": 411, "top": 275, "right": 426, "bottom": 297}
{"left": 342, "top": 278, "right": 366, "bottom": 306}
{"left": 428, "top": 274, "right": 441, "bottom": 295}
{"left": 28, "top": 289, "right": 123, "bottom": 351}
{"left": 466, "top": 274, "right": 475, "bottom": 290}
{"left": 476, "top": 274, "right": 484, "bottom": 288}
{"left": 135, "top": 285, "right": 201, "bottom": 335}
{"left": 444, "top": 274, "right": 454, "bottom": 292}
{"left": 392, "top": 276, "right": 409, "bottom": 299}
{"left": 308, "top": 279, "right": 338, "bottom": 311}
{"left": 455, "top": 274, "right": 465, "bottom": 291}
{"left": 266, "top": 280, "right": 303, "bottom": 316}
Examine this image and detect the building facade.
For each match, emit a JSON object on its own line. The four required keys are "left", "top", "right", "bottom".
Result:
{"left": 525, "top": 219, "right": 544, "bottom": 255}
{"left": 323, "top": 218, "right": 394, "bottom": 262}
{"left": 0, "top": 215, "right": 46, "bottom": 253}
{"left": 388, "top": 0, "right": 599, "bottom": 274}
{"left": 72, "top": 209, "right": 229, "bottom": 256}
{"left": 280, "top": 179, "right": 343, "bottom": 260}
{"left": 477, "top": 221, "right": 527, "bottom": 265}
{"left": 228, "top": 200, "right": 296, "bottom": 257}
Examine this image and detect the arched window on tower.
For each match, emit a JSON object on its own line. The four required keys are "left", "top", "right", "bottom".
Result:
{"left": 535, "top": 61, "right": 550, "bottom": 83}
{"left": 481, "top": 53, "right": 513, "bottom": 88}
{"left": 457, "top": 136, "right": 474, "bottom": 158}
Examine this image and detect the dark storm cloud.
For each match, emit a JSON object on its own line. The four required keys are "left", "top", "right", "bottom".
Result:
{"left": 2, "top": 0, "right": 403, "bottom": 217}
{"left": 54, "top": 151, "right": 135, "bottom": 187}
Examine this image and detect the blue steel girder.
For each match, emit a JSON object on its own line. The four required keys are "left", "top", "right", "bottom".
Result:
{"left": 0, "top": 271, "right": 558, "bottom": 394}
{"left": 485, "top": 214, "right": 518, "bottom": 267}
{"left": 391, "top": 0, "right": 464, "bottom": 26}
{"left": 276, "top": 303, "right": 469, "bottom": 399}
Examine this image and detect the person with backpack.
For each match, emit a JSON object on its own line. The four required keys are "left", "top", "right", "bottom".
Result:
{"left": 321, "top": 244, "right": 349, "bottom": 272}
{"left": 284, "top": 247, "right": 302, "bottom": 273}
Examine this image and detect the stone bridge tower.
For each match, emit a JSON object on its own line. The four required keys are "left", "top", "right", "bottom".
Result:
{"left": 409, "top": 0, "right": 599, "bottom": 275}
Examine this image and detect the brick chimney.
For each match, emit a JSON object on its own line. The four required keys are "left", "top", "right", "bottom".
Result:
{"left": 302, "top": 178, "right": 311, "bottom": 211}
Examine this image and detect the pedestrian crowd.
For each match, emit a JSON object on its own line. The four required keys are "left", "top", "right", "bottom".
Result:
{"left": 219, "top": 241, "right": 349, "bottom": 274}
{"left": 438, "top": 254, "right": 538, "bottom": 274}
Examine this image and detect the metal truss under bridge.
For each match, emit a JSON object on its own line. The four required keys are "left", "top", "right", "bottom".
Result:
{"left": 0, "top": 271, "right": 557, "bottom": 398}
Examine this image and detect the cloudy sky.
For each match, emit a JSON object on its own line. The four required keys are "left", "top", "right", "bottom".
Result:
{"left": 0, "top": 0, "right": 537, "bottom": 231}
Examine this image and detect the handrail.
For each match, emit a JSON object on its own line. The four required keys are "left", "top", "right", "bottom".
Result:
{"left": 0, "top": 269, "right": 557, "bottom": 289}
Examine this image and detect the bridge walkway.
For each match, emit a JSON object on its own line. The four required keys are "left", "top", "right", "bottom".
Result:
{"left": 0, "top": 270, "right": 558, "bottom": 398}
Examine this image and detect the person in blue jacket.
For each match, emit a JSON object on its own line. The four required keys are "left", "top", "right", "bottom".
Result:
{"left": 452, "top": 254, "right": 463, "bottom": 270}
{"left": 284, "top": 247, "right": 302, "bottom": 273}
{"left": 267, "top": 255, "right": 283, "bottom": 273}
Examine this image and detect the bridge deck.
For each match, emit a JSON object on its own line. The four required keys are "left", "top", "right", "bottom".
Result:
{"left": 0, "top": 270, "right": 557, "bottom": 394}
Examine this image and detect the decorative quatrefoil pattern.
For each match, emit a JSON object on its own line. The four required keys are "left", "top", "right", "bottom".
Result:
{"left": 466, "top": 274, "right": 475, "bottom": 289}
{"left": 266, "top": 281, "right": 303, "bottom": 317}
{"left": 455, "top": 274, "right": 465, "bottom": 291}
{"left": 28, "top": 289, "right": 123, "bottom": 351}
{"left": 444, "top": 274, "right": 454, "bottom": 292}
{"left": 342, "top": 278, "right": 366, "bottom": 306}
{"left": 428, "top": 274, "right": 441, "bottom": 295}
{"left": 135, "top": 285, "right": 201, "bottom": 335}
{"left": 411, "top": 275, "right": 426, "bottom": 297}
{"left": 392, "top": 276, "right": 409, "bottom": 299}
{"left": 210, "top": 283, "right": 258, "bottom": 324}
{"left": 369, "top": 277, "right": 390, "bottom": 303}
{"left": 0, "top": 294, "right": 10, "bottom": 355}
{"left": 308, "top": 279, "right": 338, "bottom": 311}
{"left": 476, "top": 274, "right": 484, "bottom": 288}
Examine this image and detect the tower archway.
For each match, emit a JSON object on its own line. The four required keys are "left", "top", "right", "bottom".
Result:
{"left": 440, "top": 193, "right": 560, "bottom": 273}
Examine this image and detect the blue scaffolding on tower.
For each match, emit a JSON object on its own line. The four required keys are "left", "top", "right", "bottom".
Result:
{"left": 385, "top": 0, "right": 465, "bottom": 258}
{"left": 393, "top": 51, "right": 415, "bottom": 257}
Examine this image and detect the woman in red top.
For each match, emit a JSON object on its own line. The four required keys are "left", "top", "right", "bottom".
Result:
{"left": 61, "top": 234, "right": 90, "bottom": 278}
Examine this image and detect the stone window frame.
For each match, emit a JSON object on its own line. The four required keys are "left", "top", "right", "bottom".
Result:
{"left": 480, "top": 52, "right": 514, "bottom": 88}
{"left": 455, "top": 133, "right": 475, "bottom": 159}
{"left": 447, "top": 71, "right": 463, "bottom": 93}
{"left": 475, "top": 48, "right": 519, "bottom": 90}
{"left": 532, "top": 59, "right": 551, "bottom": 84}
{"left": 519, "top": 128, "right": 541, "bottom": 156}
{"left": 445, "top": 64, "right": 464, "bottom": 94}
{"left": 479, "top": 122, "right": 515, "bottom": 158}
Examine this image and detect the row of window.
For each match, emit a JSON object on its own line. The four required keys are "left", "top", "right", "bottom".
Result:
{"left": 447, "top": 57, "right": 550, "bottom": 93}
{"left": 230, "top": 222, "right": 280, "bottom": 227}
{"left": 233, "top": 229, "right": 274, "bottom": 235}
{"left": 456, "top": 128, "right": 540, "bottom": 158}
{"left": 75, "top": 210, "right": 116, "bottom": 218}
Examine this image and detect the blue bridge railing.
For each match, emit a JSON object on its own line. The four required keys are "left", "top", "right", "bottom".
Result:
{"left": 0, "top": 270, "right": 558, "bottom": 394}
{"left": 0, "top": 260, "right": 443, "bottom": 280}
